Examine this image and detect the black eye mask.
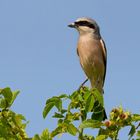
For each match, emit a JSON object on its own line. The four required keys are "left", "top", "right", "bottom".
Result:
{"left": 75, "top": 21, "right": 95, "bottom": 29}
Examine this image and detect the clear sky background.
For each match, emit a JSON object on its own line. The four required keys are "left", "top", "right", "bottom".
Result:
{"left": 0, "top": 0, "right": 140, "bottom": 139}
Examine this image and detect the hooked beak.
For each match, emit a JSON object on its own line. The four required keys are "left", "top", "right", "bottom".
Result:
{"left": 68, "top": 22, "right": 76, "bottom": 28}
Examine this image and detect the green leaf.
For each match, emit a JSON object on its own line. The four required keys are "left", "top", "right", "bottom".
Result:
{"left": 43, "top": 102, "right": 55, "bottom": 118}
{"left": 46, "top": 97, "right": 62, "bottom": 112}
{"left": 0, "top": 99, "right": 7, "bottom": 109}
{"left": 40, "top": 129, "right": 52, "bottom": 140}
{"left": 0, "top": 125, "right": 8, "bottom": 137}
{"left": 132, "top": 114, "right": 140, "bottom": 122}
{"left": 83, "top": 135, "right": 95, "bottom": 140}
{"left": 33, "top": 134, "right": 41, "bottom": 140}
{"left": 10, "top": 90, "right": 20, "bottom": 106}
{"left": 13, "top": 114, "right": 26, "bottom": 128}
{"left": 0, "top": 87, "right": 13, "bottom": 108}
{"left": 61, "top": 109, "right": 67, "bottom": 114}
{"left": 66, "top": 112, "right": 74, "bottom": 121}
{"left": 52, "top": 112, "right": 64, "bottom": 118}
{"left": 0, "top": 88, "right": 19, "bottom": 109}
{"left": 85, "top": 94, "right": 95, "bottom": 112}
{"left": 46, "top": 97, "right": 58, "bottom": 105}
{"left": 92, "top": 89, "right": 103, "bottom": 106}
{"left": 96, "top": 135, "right": 107, "bottom": 140}
{"left": 73, "top": 112, "right": 80, "bottom": 120}
{"left": 80, "top": 119, "right": 102, "bottom": 129}
{"left": 81, "top": 110, "right": 87, "bottom": 121}
{"left": 98, "top": 128, "right": 109, "bottom": 136}
{"left": 68, "top": 101, "right": 80, "bottom": 110}
{"left": 0, "top": 87, "right": 13, "bottom": 103}
{"left": 83, "top": 90, "right": 91, "bottom": 101}
{"left": 58, "top": 119, "right": 63, "bottom": 125}
{"left": 80, "top": 86, "right": 90, "bottom": 94}
{"left": 70, "top": 91, "right": 79, "bottom": 100}
{"left": 17, "top": 114, "right": 26, "bottom": 121}
{"left": 54, "top": 98, "right": 62, "bottom": 112}
{"left": 67, "top": 123, "right": 78, "bottom": 136}
{"left": 0, "top": 138, "right": 6, "bottom": 140}
{"left": 58, "top": 94, "right": 68, "bottom": 98}
{"left": 91, "top": 102, "right": 105, "bottom": 121}
{"left": 91, "top": 110, "right": 105, "bottom": 121}
{"left": 51, "top": 126, "right": 62, "bottom": 137}
{"left": 137, "top": 130, "right": 140, "bottom": 137}
{"left": 78, "top": 95, "right": 83, "bottom": 103}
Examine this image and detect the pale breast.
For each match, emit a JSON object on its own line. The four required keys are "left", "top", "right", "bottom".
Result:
{"left": 77, "top": 36, "right": 105, "bottom": 79}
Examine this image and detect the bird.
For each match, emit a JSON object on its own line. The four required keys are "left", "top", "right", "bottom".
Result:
{"left": 68, "top": 17, "right": 107, "bottom": 119}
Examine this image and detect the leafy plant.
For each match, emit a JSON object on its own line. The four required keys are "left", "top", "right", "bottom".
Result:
{"left": 0, "top": 87, "right": 28, "bottom": 139}
{"left": 43, "top": 87, "right": 140, "bottom": 140}
{"left": 1, "top": 87, "right": 140, "bottom": 140}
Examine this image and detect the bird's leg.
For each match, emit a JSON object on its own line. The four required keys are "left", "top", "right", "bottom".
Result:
{"left": 78, "top": 78, "right": 88, "bottom": 91}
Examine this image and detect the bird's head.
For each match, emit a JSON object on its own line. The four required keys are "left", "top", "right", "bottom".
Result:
{"left": 68, "top": 17, "right": 101, "bottom": 38}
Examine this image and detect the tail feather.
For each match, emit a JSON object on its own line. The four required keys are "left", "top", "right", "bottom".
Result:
{"left": 103, "top": 109, "right": 107, "bottom": 120}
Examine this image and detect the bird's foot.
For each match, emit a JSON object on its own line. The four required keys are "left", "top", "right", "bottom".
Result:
{"left": 77, "top": 78, "right": 88, "bottom": 91}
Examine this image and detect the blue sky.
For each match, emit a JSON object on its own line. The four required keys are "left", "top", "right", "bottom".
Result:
{"left": 0, "top": 0, "right": 140, "bottom": 139}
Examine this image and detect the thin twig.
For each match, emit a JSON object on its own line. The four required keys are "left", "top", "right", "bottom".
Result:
{"left": 136, "top": 122, "right": 140, "bottom": 129}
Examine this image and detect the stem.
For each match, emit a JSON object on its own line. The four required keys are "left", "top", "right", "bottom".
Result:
{"left": 78, "top": 128, "right": 83, "bottom": 140}
{"left": 114, "top": 128, "right": 120, "bottom": 140}
{"left": 136, "top": 122, "right": 140, "bottom": 129}
{"left": 78, "top": 109, "right": 85, "bottom": 140}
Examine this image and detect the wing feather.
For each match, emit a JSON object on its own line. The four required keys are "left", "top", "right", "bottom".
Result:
{"left": 100, "top": 39, "right": 107, "bottom": 85}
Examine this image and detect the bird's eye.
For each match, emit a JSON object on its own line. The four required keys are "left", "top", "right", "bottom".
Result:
{"left": 75, "top": 21, "right": 95, "bottom": 29}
